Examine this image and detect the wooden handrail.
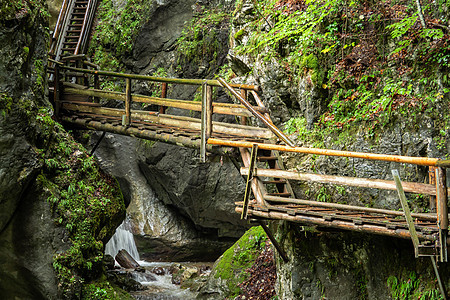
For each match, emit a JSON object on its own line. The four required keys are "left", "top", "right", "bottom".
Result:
{"left": 58, "top": 65, "right": 260, "bottom": 90}
{"left": 63, "top": 87, "right": 268, "bottom": 117}
{"left": 208, "top": 138, "right": 444, "bottom": 167}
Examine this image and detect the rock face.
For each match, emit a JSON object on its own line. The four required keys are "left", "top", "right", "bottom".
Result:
{"left": 93, "top": 133, "right": 246, "bottom": 261}
{"left": 0, "top": 4, "right": 58, "bottom": 298}
{"left": 273, "top": 222, "right": 450, "bottom": 300}
{"left": 0, "top": 2, "right": 127, "bottom": 298}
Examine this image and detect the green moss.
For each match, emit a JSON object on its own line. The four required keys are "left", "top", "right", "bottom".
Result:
{"left": 82, "top": 281, "right": 134, "bottom": 300}
{"left": 34, "top": 108, "right": 126, "bottom": 298}
{"left": 176, "top": 8, "right": 230, "bottom": 65}
{"left": 213, "top": 226, "right": 268, "bottom": 297}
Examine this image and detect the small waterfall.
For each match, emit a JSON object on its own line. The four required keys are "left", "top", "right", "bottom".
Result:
{"left": 105, "top": 220, "right": 140, "bottom": 261}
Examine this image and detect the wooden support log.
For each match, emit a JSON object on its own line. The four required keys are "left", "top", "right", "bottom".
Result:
{"left": 241, "top": 167, "right": 441, "bottom": 196}
{"left": 436, "top": 167, "right": 448, "bottom": 262}
{"left": 209, "top": 139, "right": 443, "bottom": 167}
{"left": 60, "top": 116, "right": 233, "bottom": 155}
{"left": 60, "top": 103, "right": 274, "bottom": 139}
{"left": 235, "top": 207, "right": 438, "bottom": 242}
{"left": 63, "top": 87, "right": 268, "bottom": 117}
{"left": 54, "top": 64, "right": 61, "bottom": 117}
{"left": 429, "top": 166, "right": 437, "bottom": 212}
{"left": 205, "top": 84, "right": 213, "bottom": 139}
{"left": 115, "top": 249, "right": 140, "bottom": 269}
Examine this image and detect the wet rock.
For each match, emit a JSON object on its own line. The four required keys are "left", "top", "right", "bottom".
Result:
{"left": 151, "top": 266, "right": 166, "bottom": 276}
{"left": 106, "top": 270, "right": 145, "bottom": 292}
{"left": 103, "top": 254, "right": 116, "bottom": 270}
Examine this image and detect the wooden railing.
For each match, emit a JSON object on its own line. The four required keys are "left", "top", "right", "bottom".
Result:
{"left": 50, "top": 60, "right": 293, "bottom": 160}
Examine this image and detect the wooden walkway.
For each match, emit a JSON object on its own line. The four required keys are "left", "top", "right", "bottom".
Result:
{"left": 48, "top": 0, "right": 450, "bottom": 267}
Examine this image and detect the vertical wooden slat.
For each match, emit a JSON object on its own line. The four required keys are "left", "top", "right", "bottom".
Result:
{"left": 205, "top": 84, "right": 213, "bottom": 139}
{"left": 240, "top": 89, "right": 247, "bottom": 126}
{"left": 125, "top": 78, "right": 131, "bottom": 126}
{"left": 159, "top": 82, "right": 167, "bottom": 114}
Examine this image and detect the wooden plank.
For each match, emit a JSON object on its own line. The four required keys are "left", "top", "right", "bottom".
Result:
{"left": 200, "top": 83, "right": 207, "bottom": 163}
{"left": 392, "top": 169, "right": 420, "bottom": 258}
{"left": 241, "top": 168, "right": 438, "bottom": 196}
{"left": 209, "top": 139, "right": 442, "bottom": 167}
{"left": 240, "top": 148, "right": 266, "bottom": 207}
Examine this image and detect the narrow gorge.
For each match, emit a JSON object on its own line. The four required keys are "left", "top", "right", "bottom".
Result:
{"left": 1, "top": 0, "right": 450, "bottom": 299}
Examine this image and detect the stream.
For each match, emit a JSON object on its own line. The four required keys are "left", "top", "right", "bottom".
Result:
{"left": 106, "top": 220, "right": 210, "bottom": 299}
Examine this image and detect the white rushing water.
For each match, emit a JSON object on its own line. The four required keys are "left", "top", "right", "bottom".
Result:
{"left": 105, "top": 220, "right": 140, "bottom": 261}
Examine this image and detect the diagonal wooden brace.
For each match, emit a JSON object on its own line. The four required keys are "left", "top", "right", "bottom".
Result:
{"left": 242, "top": 144, "right": 258, "bottom": 219}
{"left": 392, "top": 169, "right": 420, "bottom": 258}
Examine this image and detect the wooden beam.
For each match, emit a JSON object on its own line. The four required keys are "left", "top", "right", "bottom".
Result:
{"left": 209, "top": 139, "right": 442, "bottom": 167}
{"left": 60, "top": 116, "right": 232, "bottom": 154}
{"left": 241, "top": 167, "right": 440, "bottom": 196}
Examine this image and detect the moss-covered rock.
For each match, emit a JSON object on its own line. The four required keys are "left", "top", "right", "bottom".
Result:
{"left": 197, "top": 226, "right": 268, "bottom": 299}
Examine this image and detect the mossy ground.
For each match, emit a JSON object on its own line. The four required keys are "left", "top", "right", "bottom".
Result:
{"left": 213, "top": 226, "right": 268, "bottom": 297}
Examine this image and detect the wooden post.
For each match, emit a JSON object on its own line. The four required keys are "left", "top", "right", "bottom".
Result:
{"left": 200, "top": 82, "right": 207, "bottom": 162}
{"left": 159, "top": 82, "right": 167, "bottom": 114}
{"left": 54, "top": 64, "right": 61, "bottom": 117}
{"left": 93, "top": 71, "right": 99, "bottom": 103}
{"left": 242, "top": 144, "right": 258, "bottom": 219}
{"left": 124, "top": 78, "right": 131, "bottom": 126}
{"left": 436, "top": 167, "right": 448, "bottom": 262}
{"left": 240, "top": 89, "right": 247, "bottom": 126}
{"left": 392, "top": 169, "right": 420, "bottom": 258}
{"left": 205, "top": 84, "right": 213, "bottom": 139}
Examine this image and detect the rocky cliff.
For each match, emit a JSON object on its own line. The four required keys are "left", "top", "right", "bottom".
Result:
{"left": 0, "top": 2, "right": 128, "bottom": 298}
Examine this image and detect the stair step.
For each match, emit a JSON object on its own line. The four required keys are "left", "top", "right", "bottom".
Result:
{"left": 71, "top": 12, "right": 86, "bottom": 16}
{"left": 257, "top": 156, "right": 278, "bottom": 161}
{"left": 262, "top": 180, "right": 287, "bottom": 184}
{"left": 70, "top": 18, "right": 84, "bottom": 21}
{"left": 67, "top": 30, "right": 82, "bottom": 33}
{"left": 267, "top": 192, "right": 292, "bottom": 197}
{"left": 68, "top": 24, "right": 83, "bottom": 27}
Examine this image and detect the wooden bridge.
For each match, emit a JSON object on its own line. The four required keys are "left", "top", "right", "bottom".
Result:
{"left": 48, "top": 1, "right": 450, "bottom": 290}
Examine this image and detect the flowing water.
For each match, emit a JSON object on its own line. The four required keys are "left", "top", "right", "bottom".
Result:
{"left": 105, "top": 220, "right": 201, "bottom": 299}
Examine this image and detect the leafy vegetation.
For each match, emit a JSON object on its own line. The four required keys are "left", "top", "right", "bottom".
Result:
{"left": 232, "top": 0, "right": 449, "bottom": 147}
{"left": 387, "top": 272, "right": 443, "bottom": 300}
